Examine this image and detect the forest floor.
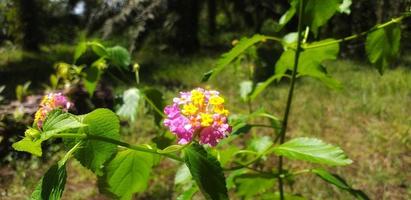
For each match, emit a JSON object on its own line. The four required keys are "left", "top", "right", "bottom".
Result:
{"left": 0, "top": 53, "right": 410, "bottom": 200}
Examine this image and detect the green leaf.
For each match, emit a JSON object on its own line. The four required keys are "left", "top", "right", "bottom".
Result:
{"left": 338, "top": 0, "right": 352, "bottom": 14}
{"left": 312, "top": 169, "right": 369, "bottom": 200}
{"left": 304, "top": 0, "right": 342, "bottom": 36}
{"left": 276, "top": 0, "right": 341, "bottom": 35}
{"left": 184, "top": 143, "right": 228, "bottom": 200}
{"left": 142, "top": 88, "right": 165, "bottom": 126}
{"left": 106, "top": 46, "right": 131, "bottom": 70}
{"left": 83, "top": 66, "right": 101, "bottom": 96}
{"left": 249, "top": 74, "right": 284, "bottom": 100}
{"left": 74, "top": 41, "right": 87, "bottom": 63}
{"left": 203, "top": 34, "right": 267, "bottom": 81}
{"left": 13, "top": 110, "right": 85, "bottom": 157}
{"left": 249, "top": 136, "right": 273, "bottom": 154}
{"left": 177, "top": 186, "right": 199, "bottom": 200}
{"left": 75, "top": 109, "right": 120, "bottom": 175}
{"left": 89, "top": 41, "right": 108, "bottom": 57}
{"left": 262, "top": 192, "right": 306, "bottom": 200}
{"left": 158, "top": 144, "right": 184, "bottom": 154}
{"left": 276, "top": 39, "right": 341, "bottom": 89}
{"left": 239, "top": 81, "right": 253, "bottom": 102}
{"left": 234, "top": 173, "right": 276, "bottom": 198}
{"left": 12, "top": 137, "right": 43, "bottom": 156}
{"left": 31, "top": 163, "right": 67, "bottom": 200}
{"left": 116, "top": 88, "right": 141, "bottom": 122}
{"left": 99, "top": 149, "right": 153, "bottom": 200}
{"left": 273, "top": 137, "right": 352, "bottom": 166}
{"left": 366, "top": 24, "right": 401, "bottom": 74}
{"left": 276, "top": 0, "right": 299, "bottom": 31}
{"left": 42, "top": 110, "right": 86, "bottom": 136}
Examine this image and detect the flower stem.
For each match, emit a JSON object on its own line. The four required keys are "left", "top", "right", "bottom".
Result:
{"left": 277, "top": 0, "right": 304, "bottom": 199}
{"left": 52, "top": 133, "right": 184, "bottom": 162}
{"left": 303, "top": 13, "right": 410, "bottom": 50}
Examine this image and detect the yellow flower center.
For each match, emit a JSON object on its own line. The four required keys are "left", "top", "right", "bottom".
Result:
{"left": 182, "top": 104, "right": 198, "bottom": 116}
{"left": 209, "top": 95, "right": 224, "bottom": 105}
{"left": 200, "top": 113, "right": 213, "bottom": 126}
{"left": 191, "top": 90, "right": 205, "bottom": 105}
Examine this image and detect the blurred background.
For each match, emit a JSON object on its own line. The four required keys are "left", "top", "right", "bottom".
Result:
{"left": 0, "top": 0, "right": 410, "bottom": 199}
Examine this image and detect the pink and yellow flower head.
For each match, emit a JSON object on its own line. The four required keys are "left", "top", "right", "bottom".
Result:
{"left": 34, "top": 93, "right": 72, "bottom": 129}
{"left": 163, "top": 88, "right": 231, "bottom": 146}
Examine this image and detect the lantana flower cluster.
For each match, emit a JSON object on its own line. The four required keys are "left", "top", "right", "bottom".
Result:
{"left": 34, "top": 93, "right": 72, "bottom": 129}
{"left": 163, "top": 88, "right": 232, "bottom": 146}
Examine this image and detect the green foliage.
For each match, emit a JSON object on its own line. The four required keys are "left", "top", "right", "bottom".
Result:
{"left": 202, "top": 34, "right": 267, "bottom": 81}
{"left": 239, "top": 80, "right": 253, "bottom": 102}
{"left": 366, "top": 24, "right": 401, "bottom": 74}
{"left": 73, "top": 41, "right": 87, "bottom": 63}
{"left": 31, "top": 163, "right": 67, "bottom": 200}
{"left": 15, "top": 81, "right": 31, "bottom": 102}
{"left": 12, "top": 110, "right": 85, "bottom": 156}
{"left": 12, "top": 137, "right": 43, "bottom": 156}
{"left": 142, "top": 88, "right": 165, "bottom": 125}
{"left": 279, "top": 0, "right": 343, "bottom": 35}
{"left": 233, "top": 173, "right": 276, "bottom": 198}
{"left": 303, "top": 0, "right": 342, "bottom": 36}
{"left": 83, "top": 66, "right": 101, "bottom": 96}
{"left": 0, "top": 85, "right": 5, "bottom": 102}
{"left": 74, "top": 109, "right": 120, "bottom": 175}
{"left": 99, "top": 149, "right": 154, "bottom": 200}
{"left": 312, "top": 169, "right": 369, "bottom": 199}
{"left": 249, "top": 74, "right": 284, "bottom": 100}
{"left": 273, "top": 137, "right": 352, "bottom": 166}
{"left": 276, "top": 39, "right": 342, "bottom": 89}
{"left": 116, "top": 88, "right": 141, "bottom": 122}
{"left": 106, "top": 46, "right": 131, "bottom": 70}
{"left": 42, "top": 110, "right": 86, "bottom": 135}
{"left": 249, "top": 136, "right": 273, "bottom": 154}
{"left": 184, "top": 143, "right": 228, "bottom": 200}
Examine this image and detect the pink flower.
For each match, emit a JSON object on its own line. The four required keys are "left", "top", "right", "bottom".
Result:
{"left": 34, "top": 93, "right": 72, "bottom": 129}
{"left": 163, "top": 88, "right": 231, "bottom": 146}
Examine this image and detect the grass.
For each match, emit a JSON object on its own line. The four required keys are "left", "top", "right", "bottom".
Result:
{"left": 1, "top": 52, "right": 410, "bottom": 199}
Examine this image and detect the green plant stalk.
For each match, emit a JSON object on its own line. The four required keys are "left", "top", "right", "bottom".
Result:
{"left": 303, "top": 13, "right": 410, "bottom": 49}
{"left": 52, "top": 133, "right": 183, "bottom": 162}
{"left": 277, "top": 0, "right": 304, "bottom": 199}
{"left": 58, "top": 141, "right": 83, "bottom": 166}
{"left": 142, "top": 93, "right": 166, "bottom": 118}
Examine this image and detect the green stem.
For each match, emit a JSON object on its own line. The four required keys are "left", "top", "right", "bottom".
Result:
{"left": 87, "top": 135, "right": 183, "bottom": 162}
{"left": 52, "top": 133, "right": 183, "bottom": 162}
{"left": 142, "top": 93, "right": 166, "bottom": 118}
{"left": 303, "top": 14, "right": 409, "bottom": 50}
{"left": 58, "top": 141, "right": 83, "bottom": 166}
{"left": 277, "top": 0, "right": 304, "bottom": 199}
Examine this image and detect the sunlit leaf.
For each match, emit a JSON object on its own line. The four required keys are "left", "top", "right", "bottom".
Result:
{"left": 273, "top": 137, "right": 352, "bottom": 166}
{"left": 99, "top": 149, "right": 153, "bottom": 200}
{"left": 366, "top": 23, "right": 401, "bottom": 74}
{"left": 106, "top": 46, "right": 131, "bottom": 70}
{"left": 276, "top": 39, "right": 342, "bottom": 89}
{"left": 12, "top": 137, "right": 43, "bottom": 156}
{"left": 89, "top": 41, "right": 108, "bottom": 57}
{"left": 203, "top": 34, "right": 267, "bottom": 81}
{"left": 116, "top": 88, "right": 141, "bottom": 122}
{"left": 338, "top": 0, "right": 352, "bottom": 14}
{"left": 234, "top": 173, "right": 276, "bottom": 198}
{"left": 239, "top": 81, "right": 253, "bottom": 102}
{"left": 84, "top": 66, "right": 101, "bottom": 96}
{"left": 74, "top": 109, "right": 120, "bottom": 175}
{"left": 184, "top": 143, "right": 228, "bottom": 200}
{"left": 74, "top": 41, "right": 87, "bottom": 63}
{"left": 304, "top": 0, "right": 341, "bottom": 36}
